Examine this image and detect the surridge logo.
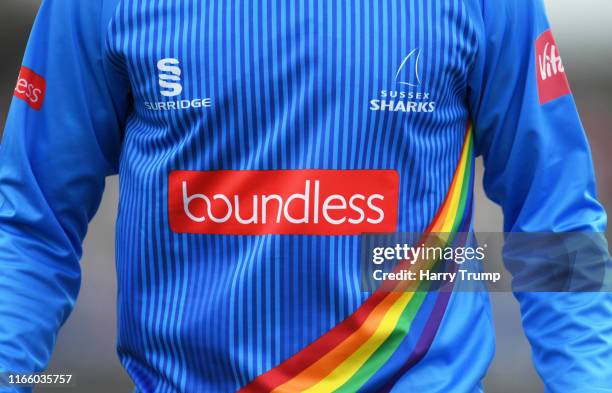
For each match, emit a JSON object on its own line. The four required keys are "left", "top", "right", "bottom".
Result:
{"left": 535, "top": 30, "right": 571, "bottom": 104}
{"left": 144, "top": 57, "right": 212, "bottom": 111}
{"left": 370, "top": 48, "right": 436, "bottom": 114}
{"left": 157, "top": 58, "right": 183, "bottom": 97}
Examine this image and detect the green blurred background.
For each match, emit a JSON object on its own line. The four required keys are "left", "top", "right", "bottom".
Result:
{"left": 1, "top": 1, "right": 610, "bottom": 392}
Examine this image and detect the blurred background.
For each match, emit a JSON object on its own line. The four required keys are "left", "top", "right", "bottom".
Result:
{"left": 0, "top": 1, "right": 610, "bottom": 392}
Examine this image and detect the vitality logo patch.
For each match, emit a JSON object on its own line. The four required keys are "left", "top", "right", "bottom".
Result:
{"left": 169, "top": 170, "right": 399, "bottom": 235}
{"left": 535, "top": 30, "right": 571, "bottom": 104}
{"left": 14, "top": 66, "right": 46, "bottom": 111}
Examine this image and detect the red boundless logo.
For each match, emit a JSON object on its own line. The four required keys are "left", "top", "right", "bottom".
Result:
{"left": 535, "top": 30, "right": 571, "bottom": 104}
{"left": 14, "top": 66, "right": 46, "bottom": 110}
{"left": 169, "top": 170, "right": 399, "bottom": 235}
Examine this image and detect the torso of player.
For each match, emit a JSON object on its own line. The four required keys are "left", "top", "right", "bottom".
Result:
{"left": 108, "top": 0, "right": 478, "bottom": 234}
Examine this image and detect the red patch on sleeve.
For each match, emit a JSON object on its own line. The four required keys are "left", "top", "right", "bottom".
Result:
{"left": 535, "top": 30, "right": 571, "bottom": 105}
{"left": 14, "top": 66, "right": 46, "bottom": 111}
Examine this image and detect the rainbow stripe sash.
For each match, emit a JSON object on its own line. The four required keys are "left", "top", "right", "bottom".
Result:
{"left": 239, "top": 123, "right": 474, "bottom": 393}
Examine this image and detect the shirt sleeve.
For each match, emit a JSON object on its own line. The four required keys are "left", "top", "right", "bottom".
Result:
{"left": 466, "top": 0, "right": 612, "bottom": 391}
{"left": 0, "top": 0, "right": 129, "bottom": 386}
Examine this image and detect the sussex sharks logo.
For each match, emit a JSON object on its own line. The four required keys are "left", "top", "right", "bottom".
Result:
{"left": 395, "top": 48, "right": 422, "bottom": 87}
{"left": 370, "top": 48, "right": 436, "bottom": 113}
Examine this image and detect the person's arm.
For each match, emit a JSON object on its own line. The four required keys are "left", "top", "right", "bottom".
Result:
{"left": 466, "top": 0, "right": 612, "bottom": 391}
{"left": 0, "top": 0, "right": 128, "bottom": 387}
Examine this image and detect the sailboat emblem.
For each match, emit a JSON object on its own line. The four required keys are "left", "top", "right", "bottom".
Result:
{"left": 395, "top": 48, "right": 422, "bottom": 87}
